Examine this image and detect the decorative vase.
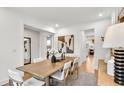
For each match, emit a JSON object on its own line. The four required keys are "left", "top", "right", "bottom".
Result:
{"left": 51, "top": 55, "right": 56, "bottom": 63}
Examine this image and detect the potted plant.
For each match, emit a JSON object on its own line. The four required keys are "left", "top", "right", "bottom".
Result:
{"left": 49, "top": 49, "right": 58, "bottom": 63}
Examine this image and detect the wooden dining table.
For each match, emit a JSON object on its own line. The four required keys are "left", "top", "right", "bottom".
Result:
{"left": 16, "top": 56, "right": 75, "bottom": 86}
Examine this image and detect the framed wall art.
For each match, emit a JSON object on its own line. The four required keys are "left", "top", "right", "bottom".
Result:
{"left": 58, "top": 35, "right": 74, "bottom": 53}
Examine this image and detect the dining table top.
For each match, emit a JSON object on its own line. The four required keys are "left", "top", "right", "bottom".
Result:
{"left": 16, "top": 56, "right": 76, "bottom": 79}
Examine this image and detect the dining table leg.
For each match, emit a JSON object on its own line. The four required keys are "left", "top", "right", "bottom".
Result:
{"left": 45, "top": 77, "right": 50, "bottom": 86}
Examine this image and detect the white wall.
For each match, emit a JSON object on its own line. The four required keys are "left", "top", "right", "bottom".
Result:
{"left": 85, "top": 29, "right": 94, "bottom": 36}
{"left": 39, "top": 32, "right": 48, "bottom": 60}
{"left": 54, "top": 26, "right": 87, "bottom": 65}
{"left": 0, "top": 8, "right": 24, "bottom": 85}
{"left": 24, "top": 28, "right": 40, "bottom": 62}
{"left": 55, "top": 19, "right": 111, "bottom": 69}
{"left": 0, "top": 8, "right": 55, "bottom": 85}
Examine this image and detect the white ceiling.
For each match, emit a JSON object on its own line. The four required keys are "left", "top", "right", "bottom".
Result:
{"left": 10, "top": 7, "right": 115, "bottom": 27}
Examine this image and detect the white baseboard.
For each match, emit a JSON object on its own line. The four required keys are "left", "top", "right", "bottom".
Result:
{"left": 0, "top": 79, "right": 9, "bottom": 86}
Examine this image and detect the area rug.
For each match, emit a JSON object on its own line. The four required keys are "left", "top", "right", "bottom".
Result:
{"left": 66, "top": 72, "right": 97, "bottom": 86}
{"left": 52, "top": 72, "right": 97, "bottom": 86}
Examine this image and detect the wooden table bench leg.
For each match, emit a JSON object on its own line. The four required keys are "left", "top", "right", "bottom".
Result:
{"left": 9, "top": 79, "right": 13, "bottom": 86}
{"left": 45, "top": 77, "right": 50, "bottom": 86}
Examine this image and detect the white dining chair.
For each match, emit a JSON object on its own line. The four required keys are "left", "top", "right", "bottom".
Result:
{"left": 8, "top": 69, "right": 45, "bottom": 86}
{"left": 33, "top": 57, "right": 45, "bottom": 63}
{"left": 70, "top": 57, "right": 80, "bottom": 79}
{"left": 50, "top": 61, "right": 72, "bottom": 86}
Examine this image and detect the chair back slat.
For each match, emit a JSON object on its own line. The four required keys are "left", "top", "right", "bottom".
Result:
{"left": 71, "top": 57, "right": 79, "bottom": 71}
{"left": 63, "top": 61, "right": 72, "bottom": 70}
{"left": 8, "top": 69, "right": 23, "bottom": 86}
{"left": 74, "top": 57, "right": 79, "bottom": 64}
{"left": 61, "top": 61, "right": 72, "bottom": 80}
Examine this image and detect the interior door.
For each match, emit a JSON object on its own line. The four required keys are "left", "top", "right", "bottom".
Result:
{"left": 24, "top": 37, "right": 31, "bottom": 65}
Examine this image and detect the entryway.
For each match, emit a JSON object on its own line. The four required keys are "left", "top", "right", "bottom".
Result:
{"left": 83, "top": 28, "right": 95, "bottom": 73}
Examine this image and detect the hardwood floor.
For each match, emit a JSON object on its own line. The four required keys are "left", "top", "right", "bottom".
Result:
{"left": 79, "top": 55, "right": 95, "bottom": 73}
{"left": 79, "top": 55, "right": 119, "bottom": 86}
{"left": 98, "top": 60, "right": 119, "bottom": 86}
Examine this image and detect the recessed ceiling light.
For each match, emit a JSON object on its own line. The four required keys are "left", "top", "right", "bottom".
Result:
{"left": 55, "top": 24, "right": 59, "bottom": 28}
{"left": 99, "top": 13, "right": 103, "bottom": 17}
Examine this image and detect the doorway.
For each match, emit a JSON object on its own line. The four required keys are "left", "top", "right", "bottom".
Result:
{"left": 46, "top": 34, "right": 54, "bottom": 59}
{"left": 47, "top": 35, "right": 53, "bottom": 51}
{"left": 24, "top": 37, "right": 31, "bottom": 65}
{"left": 84, "top": 29, "right": 95, "bottom": 73}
